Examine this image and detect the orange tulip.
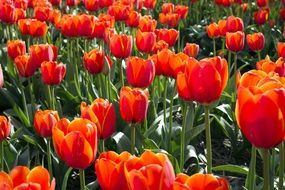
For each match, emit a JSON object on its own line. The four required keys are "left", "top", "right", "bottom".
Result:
{"left": 109, "top": 34, "right": 132, "bottom": 59}
{"left": 256, "top": 57, "right": 285, "bottom": 76}
{"left": 83, "top": 49, "right": 106, "bottom": 75}
{"left": 80, "top": 98, "right": 116, "bottom": 139}
{"left": 119, "top": 86, "right": 149, "bottom": 123}
{"left": 236, "top": 72, "right": 285, "bottom": 148}
{"left": 34, "top": 6, "right": 52, "bottom": 22}
{"left": 135, "top": 29, "right": 156, "bottom": 53}
{"left": 173, "top": 173, "right": 229, "bottom": 190}
{"left": 52, "top": 118, "right": 98, "bottom": 169}
{"left": 150, "top": 48, "right": 174, "bottom": 76}
{"left": 15, "top": 8, "right": 26, "bottom": 21}
{"left": 90, "top": 14, "right": 115, "bottom": 39}
{"left": 175, "top": 5, "right": 188, "bottom": 19}
{"left": 0, "top": 115, "right": 10, "bottom": 141}
{"left": 226, "top": 31, "right": 244, "bottom": 52}
{"left": 57, "top": 14, "right": 78, "bottom": 37}
{"left": 18, "top": 18, "right": 48, "bottom": 37}
{"left": 152, "top": 40, "right": 169, "bottom": 53}
{"left": 207, "top": 22, "right": 220, "bottom": 38}
{"left": 226, "top": 15, "right": 244, "bottom": 32}
{"left": 107, "top": 3, "right": 130, "bottom": 21}
{"left": 0, "top": 64, "right": 3, "bottom": 88}
{"left": 156, "top": 28, "right": 179, "bottom": 47}
{"left": 177, "top": 56, "right": 228, "bottom": 104}
{"left": 169, "top": 52, "right": 189, "bottom": 78}
{"left": 143, "top": 0, "right": 156, "bottom": 9}
{"left": 138, "top": 15, "right": 157, "bottom": 32}
{"left": 241, "top": 3, "right": 248, "bottom": 12}
{"left": 159, "top": 13, "right": 180, "bottom": 27}
{"left": 126, "top": 10, "right": 140, "bottom": 28}
{"left": 126, "top": 56, "right": 155, "bottom": 87}
{"left": 183, "top": 43, "right": 199, "bottom": 58}
{"left": 7, "top": 40, "right": 26, "bottom": 60}
{"left": 0, "top": 3, "right": 16, "bottom": 24}
{"left": 34, "top": 110, "right": 60, "bottom": 138}
{"left": 277, "top": 42, "right": 285, "bottom": 58}
{"left": 40, "top": 61, "right": 66, "bottom": 85}
{"left": 218, "top": 19, "right": 227, "bottom": 37}
{"left": 84, "top": 0, "right": 99, "bottom": 11}
{"left": 246, "top": 32, "right": 265, "bottom": 52}
{"left": 0, "top": 166, "right": 55, "bottom": 190}
{"left": 14, "top": 55, "right": 37, "bottom": 77}
{"left": 253, "top": 9, "right": 269, "bottom": 25}
{"left": 29, "top": 44, "right": 58, "bottom": 68}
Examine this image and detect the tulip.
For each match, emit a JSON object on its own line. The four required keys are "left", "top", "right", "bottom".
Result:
{"left": 126, "top": 10, "right": 140, "bottom": 28}
{"left": 159, "top": 13, "right": 180, "bottom": 28}
{"left": 0, "top": 166, "right": 55, "bottom": 190}
{"left": 241, "top": 3, "right": 248, "bottom": 12}
{"left": 83, "top": 49, "right": 105, "bottom": 75}
{"left": 175, "top": 5, "right": 188, "bottom": 19}
{"left": 152, "top": 40, "right": 169, "bottom": 53}
{"left": 18, "top": 18, "right": 48, "bottom": 37}
{"left": 90, "top": 14, "right": 115, "bottom": 39}
{"left": 109, "top": 34, "right": 132, "bottom": 59}
{"left": 99, "top": 0, "right": 113, "bottom": 8}
{"left": 156, "top": 28, "right": 179, "bottom": 47}
{"left": 126, "top": 57, "right": 155, "bottom": 88}
{"left": 14, "top": 55, "right": 37, "bottom": 77}
{"left": 0, "top": 116, "right": 10, "bottom": 141}
{"left": 84, "top": 0, "right": 99, "bottom": 11}
{"left": 253, "top": 9, "right": 269, "bottom": 25}
{"left": 57, "top": 14, "right": 78, "bottom": 37}
{"left": 0, "top": 65, "right": 3, "bottom": 88}
{"left": 280, "top": 8, "right": 285, "bottom": 22}
{"left": 80, "top": 99, "right": 116, "bottom": 139}
{"left": 7, "top": 40, "right": 26, "bottom": 60}
{"left": 40, "top": 61, "right": 66, "bottom": 85}
{"left": 15, "top": 8, "right": 26, "bottom": 21}
{"left": 135, "top": 30, "right": 156, "bottom": 54}
{"left": 277, "top": 42, "right": 285, "bottom": 58}
{"left": 14, "top": 0, "right": 28, "bottom": 10}
{"left": 138, "top": 15, "right": 157, "bottom": 32}
{"left": 52, "top": 118, "right": 98, "bottom": 169}
{"left": 162, "top": 3, "right": 174, "bottom": 14}
{"left": 226, "top": 31, "right": 244, "bottom": 52}
{"left": 34, "top": 6, "right": 52, "bottom": 22}
{"left": 29, "top": 44, "right": 58, "bottom": 68}
{"left": 256, "top": 0, "right": 268, "bottom": 7}
{"left": 66, "top": 0, "right": 81, "bottom": 6}
{"left": 0, "top": 3, "right": 16, "bottom": 24}
{"left": 150, "top": 48, "right": 174, "bottom": 77}
{"left": 34, "top": 110, "right": 60, "bottom": 138}
{"left": 173, "top": 173, "right": 229, "bottom": 190}
{"left": 107, "top": 3, "right": 130, "bottom": 21}
{"left": 256, "top": 57, "right": 285, "bottom": 76}
{"left": 183, "top": 43, "right": 199, "bottom": 58}
{"left": 143, "top": 0, "right": 156, "bottom": 9}
{"left": 119, "top": 86, "right": 149, "bottom": 124}
{"left": 226, "top": 16, "right": 244, "bottom": 32}
{"left": 50, "top": 0, "right": 61, "bottom": 6}
{"left": 218, "top": 19, "right": 227, "bottom": 37}
{"left": 246, "top": 32, "right": 265, "bottom": 52}
{"left": 207, "top": 22, "right": 220, "bottom": 38}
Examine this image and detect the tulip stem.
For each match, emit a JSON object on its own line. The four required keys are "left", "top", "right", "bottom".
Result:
{"left": 80, "top": 169, "right": 86, "bottom": 190}
{"left": 28, "top": 78, "right": 35, "bottom": 121}
{"left": 263, "top": 149, "right": 270, "bottom": 190}
{"left": 180, "top": 103, "right": 188, "bottom": 171}
{"left": 245, "top": 146, "right": 256, "bottom": 190}
{"left": 163, "top": 78, "right": 168, "bottom": 127}
{"left": 47, "top": 85, "right": 55, "bottom": 110}
{"left": 204, "top": 105, "right": 212, "bottom": 174}
{"left": 0, "top": 140, "right": 4, "bottom": 170}
{"left": 257, "top": 51, "right": 261, "bottom": 61}
{"left": 131, "top": 124, "right": 136, "bottom": 155}
{"left": 279, "top": 142, "right": 284, "bottom": 190}
{"left": 167, "top": 81, "right": 176, "bottom": 153}
{"left": 120, "top": 59, "right": 125, "bottom": 87}
{"left": 47, "top": 139, "right": 53, "bottom": 180}
{"left": 18, "top": 78, "right": 30, "bottom": 127}
{"left": 213, "top": 38, "right": 216, "bottom": 56}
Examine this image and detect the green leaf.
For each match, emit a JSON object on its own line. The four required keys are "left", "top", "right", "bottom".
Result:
{"left": 111, "top": 132, "right": 131, "bottom": 153}
{"left": 213, "top": 164, "right": 249, "bottom": 175}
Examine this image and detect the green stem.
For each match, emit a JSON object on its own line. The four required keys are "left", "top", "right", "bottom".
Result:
{"left": 19, "top": 79, "right": 29, "bottom": 125}
{"left": 227, "top": 51, "right": 231, "bottom": 76}
{"left": 263, "top": 149, "right": 270, "bottom": 190}
{"left": 80, "top": 169, "right": 85, "bottom": 190}
{"left": 100, "top": 139, "right": 105, "bottom": 153}
{"left": 233, "top": 53, "right": 238, "bottom": 97}
{"left": 120, "top": 59, "right": 125, "bottom": 87}
{"left": 107, "top": 74, "right": 111, "bottom": 100}
{"left": 213, "top": 38, "right": 216, "bottom": 56}
{"left": 47, "top": 139, "right": 53, "bottom": 180}
{"left": 204, "top": 105, "right": 212, "bottom": 174}
{"left": 105, "top": 75, "right": 109, "bottom": 99}
{"left": 163, "top": 78, "right": 168, "bottom": 126}
{"left": 257, "top": 51, "right": 261, "bottom": 61}
{"left": 167, "top": 81, "right": 176, "bottom": 152}
{"left": 28, "top": 78, "right": 35, "bottom": 121}
{"left": 246, "top": 146, "right": 256, "bottom": 190}
{"left": 47, "top": 85, "right": 55, "bottom": 110}
{"left": 131, "top": 124, "right": 136, "bottom": 155}
{"left": 180, "top": 103, "right": 188, "bottom": 170}
{"left": 0, "top": 140, "right": 3, "bottom": 170}
{"left": 279, "top": 142, "right": 284, "bottom": 190}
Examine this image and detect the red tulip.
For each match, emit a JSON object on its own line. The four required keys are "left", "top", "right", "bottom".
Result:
{"left": 241, "top": 3, "right": 248, "bottom": 12}
{"left": 15, "top": 8, "right": 26, "bottom": 21}
{"left": 253, "top": 9, "right": 269, "bottom": 25}
{"left": 135, "top": 29, "right": 156, "bottom": 53}
{"left": 81, "top": 99, "right": 116, "bottom": 139}
{"left": 177, "top": 56, "right": 228, "bottom": 104}
{"left": 83, "top": 49, "right": 106, "bottom": 75}
{"left": 90, "top": 13, "right": 115, "bottom": 39}
{"left": 152, "top": 40, "right": 169, "bottom": 53}
{"left": 0, "top": 3, "right": 16, "bottom": 24}
{"left": 183, "top": 43, "right": 199, "bottom": 58}
{"left": 14, "top": 55, "right": 37, "bottom": 77}
{"left": 84, "top": 0, "right": 99, "bottom": 11}
{"left": 34, "top": 110, "right": 60, "bottom": 138}
{"left": 34, "top": 6, "right": 52, "bottom": 22}
{"left": 226, "top": 16, "right": 244, "bottom": 32}
{"left": 150, "top": 48, "right": 174, "bottom": 76}
{"left": 138, "top": 15, "right": 157, "bottom": 32}
{"left": 207, "top": 22, "right": 220, "bottom": 38}
{"left": 99, "top": 0, "right": 114, "bottom": 8}
{"left": 162, "top": 3, "right": 174, "bottom": 14}
{"left": 107, "top": 3, "right": 130, "bottom": 21}
{"left": 277, "top": 42, "right": 285, "bottom": 58}
{"left": 66, "top": 0, "right": 81, "bottom": 6}
{"left": 109, "top": 34, "right": 132, "bottom": 59}
{"left": 14, "top": 0, "right": 28, "bottom": 10}
{"left": 169, "top": 52, "right": 189, "bottom": 78}
{"left": 119, "top": 86, "right": 149, "bottom": 123}
{"left": 0, "top": 64, "right": 3, "bottom": 88}
{"left": 175, "top": 5, "right": 188, "bottom": 19}
{"left": 7, "top": 40, "right": 26, "bottom": 60}
{"left": 18, "top": 18, "right": 48, "bottom": 37}
{"left": 280, "top": 8, "right": 285, "bottom": 22}
{"left": 156, "top": 28, "right": 179, "bottom": 47}
{"left": 40, "top": 61, "right": 66, "bottom": 85}
{"left": 29, "top": 44, "right": 58, "bottom": 68}
{"left": 52, "top": 118, "right": 98, "bottom": 169}
{"left": 256, "top": 0, "right": 268, "bottom": 7}
{"left": 143, "top": 0, "right": 156, "bottom": 9}
{"left": 126, "top": 10, "right": 140, "bottom": 28}
{"left": 126, "top": 57, "right": 155, "bottom": 88}
{"left": 0, "top": 115, "right": 10, "bottom": 141}
{"left": 50, "top": 0, "right": 61, "bottom": 6}
{"left": 246, "top": 32, "right": 265, "bottom": 52}
{"left": 226, "top": 31, "right": 245, "bottom": 52}
{"left": 256, "top": 57, "right": 285, "bottom": 76}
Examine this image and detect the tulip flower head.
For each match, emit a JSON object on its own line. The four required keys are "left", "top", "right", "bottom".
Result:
{"left": 226, "top": 16, "right": 244, "bottom": 32}
{"left": 7, "top": 40, "right": 26, "bottom": 60}
{"left": 109, "top": 34, "right": 132, "bottom": 59}
{"left": 34, "top": 110, "right": 60, "bottom": 138}
{"left": 226, "top": 31, "right": 245, "bottom": 52}
{"left": 246, "top": 32, "right": 265, "bottom": 52}
{"left": 0, "top": 115, "right": 10, "bottom": 141}
{"left": 183, "top": 43, "right": 199, "bottom": 58}
{"left": 40, "top": 61, "right": 66, "bottom": 85}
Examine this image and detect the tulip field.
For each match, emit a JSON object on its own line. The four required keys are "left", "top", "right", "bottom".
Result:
{"left": 1, "top": 0, "right": 285, "bottom": 189}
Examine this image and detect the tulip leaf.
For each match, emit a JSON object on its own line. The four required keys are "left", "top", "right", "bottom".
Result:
{"left": 111, "top": 132, "right": 131, "bottom": 153}
{"left": 213, "top": 164, "right": 249, "bottom": 175}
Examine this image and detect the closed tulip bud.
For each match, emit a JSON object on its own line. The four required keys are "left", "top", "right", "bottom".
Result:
{"left": 150, "top": 48, "right": 174, "bottom": 76}
{"left": 83, "top": 49, "right": 105, "bottom": 75}
{"left": 226, "top": 31, "right": 245, "bottom": 52}
{"left": 241, "top": 3, "right": 248, "bottom": 12}
{"left": 253, "top": 9, "right": 269, "bottom": 25}
{"left": 66, "top": 0, "right": 81, "bottom": 6}
{"left": 0, "top": 3, "right": 16, "bottom": 24}
{"left": 177, "top": 56, "right": 228, "bottom": 104}
{"left": 52, "top": 118, "right": 98, "bottom": 169}
{"left": 14, "top": 55, "right": 37, "bottom": 77}
{"left": 109, "top": 34, "right": 132, "bottom": 59}
{"left": 29, "top": 44, "right": 58, "bottom": 68}
{"left": 256, "top": 0, "right": 268, "bottom": 7}
{"left": 15, "top": 8, "right": 26, "bottom": 21}
{"left": 277, "top": 42, "right": 285, "bottom": 58}
{"left": 169, "top": 52, "right": 189, "bottom": 78}
{"left": 183, "top": 43, "right": 199, "bottom": 58}
{"left": 34, "top": 110, "right": 60, "bottom": 138}
{"left": 173, "top": 173, "right": 229, "bottom": 190}
{"left": 107, "top": 3, "right": 130, "bottom": 21}
{"left": 175, "top": 5, "right": 188, "bottom": 19}
{"left": 80, "top": 99, "right": 116, "bottom": 139}
{"left": 119, "top": 86, "right": 149, "bottom": 123}
{"left": 126, "top": 57, "right": 155, "bottom": 88}
{"left": 156, "top": 28, "right": 179, "bottom": 47}
{"left": 246, "top": 32, "right": 265, "bottom": 52}
{"left": 84, "top": 0, "right": 99, "bottom": 11}
{"left": 280, "top": 8, "right": 285, "bottom": 22}
{"left": 226, "top": 15, "right": 244, "bottom": 32}
{"left": 207, "top": 22, "right": 220, "bottom": 38}
{"left": 34, "top": 6, "right": 52, "bottom": 22}
{"left": 0, "top": 116, "right": 10, "bottom": 141}
{"left": 40, "top": 61, "right": 66, "bottom": 85}
{"left": 14, "top": 0, "right": 28, "bottom": 10}
{"left": 138, "top": 15, "right": 157, "bottom": 32}
{"left": 218, "top": 19, "right": 227, "bottom": 37}
{"left": 162, "top": 3, "right": 174, "bottom": 14}
{"left": 136, "top": 30, "right": 156, "bottom": 53}
{"left": 18, "top": 18, "right": 48, "bottom": 37}
{"left": 127, "top": 10, "right": 140, "bottom": 27}
{"left": 7, "top": 40, "right": 26, "bottom": 60}
{"left": 50, "top": 0, "right": 61, "bottom": 6}
{"left": 0, "top": 64, "right": 3, "bottom": 88}
{"left": 159, "top": 13, "right": 180, "bottom": 27}
{"left": 143, "top": 0, "right": 156, "bottom": 9}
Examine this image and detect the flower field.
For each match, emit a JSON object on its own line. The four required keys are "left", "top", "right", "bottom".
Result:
{"left": 0, "top": 0, "right": 285, "bottom": 189}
